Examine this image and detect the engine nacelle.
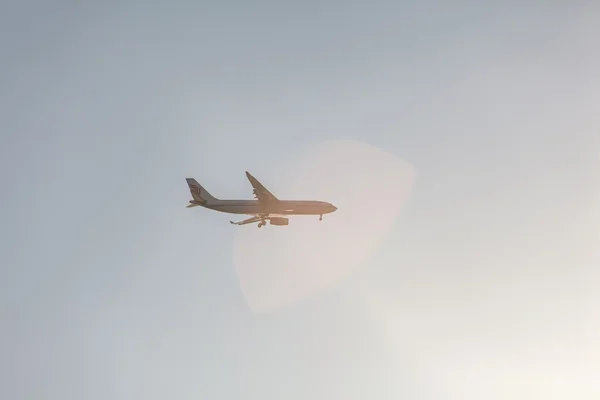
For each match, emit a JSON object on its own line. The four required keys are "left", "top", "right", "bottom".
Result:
{"left": 269, "top": 217, "right": 289, "bottom": 226}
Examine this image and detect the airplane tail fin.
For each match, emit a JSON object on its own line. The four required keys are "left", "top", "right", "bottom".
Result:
{"left": 185, "top": 178, "right": 218, "bottom": 206}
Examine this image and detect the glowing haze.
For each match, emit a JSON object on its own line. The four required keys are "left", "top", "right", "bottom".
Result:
{"left": 2, "top": 2, "right": 600, "bottom": 400}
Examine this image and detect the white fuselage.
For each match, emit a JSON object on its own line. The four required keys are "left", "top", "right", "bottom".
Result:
{"left": 200, "top": 199, "right": 337, "bottom": 216}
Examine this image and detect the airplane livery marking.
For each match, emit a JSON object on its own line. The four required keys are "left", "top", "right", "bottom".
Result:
{"left": 191, "top": 185, "right": 206, "bottom": 203}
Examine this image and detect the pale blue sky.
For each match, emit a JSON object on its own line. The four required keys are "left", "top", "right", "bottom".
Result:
{"left": 2, "top": 2, "right": 600, "bottom": 399}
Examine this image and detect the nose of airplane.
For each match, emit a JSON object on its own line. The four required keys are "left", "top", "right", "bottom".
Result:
{"left": 331, "top": 204, "right": 337, "bottom": 212}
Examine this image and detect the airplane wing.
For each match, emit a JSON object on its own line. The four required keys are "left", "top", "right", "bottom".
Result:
{"left": 230, "top": 216, "right": 263, "bottom": 225}
{"left": 245, "top": 171, "right": 279, "bottom": 203}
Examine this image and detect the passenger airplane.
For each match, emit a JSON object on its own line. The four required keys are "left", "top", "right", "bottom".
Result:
{"left": 185, "top": 171, "right": 337, "bottom": 227}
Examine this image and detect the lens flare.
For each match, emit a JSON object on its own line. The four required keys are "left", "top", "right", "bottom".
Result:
{"left": 233, "top": 139, "right": 417, "bottom": 313}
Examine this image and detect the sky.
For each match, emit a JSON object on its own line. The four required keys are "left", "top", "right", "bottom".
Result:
{"left": 1, "top": 1, "right": 600, "bottom": 399}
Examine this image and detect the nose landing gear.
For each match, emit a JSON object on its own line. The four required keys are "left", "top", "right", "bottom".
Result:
{"left": 319, "top": 214, "right": 323, "bottom": 221}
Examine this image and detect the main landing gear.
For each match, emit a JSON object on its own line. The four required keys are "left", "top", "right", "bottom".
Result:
{"left": 257, "top": 215, "right": 267, "bottom": 228}
{"left": 319, "top": 214, "right": 323, "bottom": 221}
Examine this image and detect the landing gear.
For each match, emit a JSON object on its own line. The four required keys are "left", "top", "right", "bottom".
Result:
{"left": 319, "top": 214, "right": 323, "bottom": 221}
{"left": 257, "top": 217, "right": 267, "bottom": 228}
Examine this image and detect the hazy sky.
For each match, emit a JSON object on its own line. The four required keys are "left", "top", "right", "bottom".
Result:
{"left": 2, "top": 2, "right": 600, "bottom": 399}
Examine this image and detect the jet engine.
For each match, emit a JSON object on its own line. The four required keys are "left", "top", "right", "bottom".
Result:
{"left": 269, "top": 217, "right": 289, "bottom": 226}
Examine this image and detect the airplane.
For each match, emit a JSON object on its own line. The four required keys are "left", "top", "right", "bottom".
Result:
{"left": 185, "top": 171, "right": 337, "bottom": 228}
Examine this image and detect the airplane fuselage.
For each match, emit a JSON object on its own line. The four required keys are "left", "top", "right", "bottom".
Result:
{"left": 198, "top": 199, "right": 336, "bottom": 216}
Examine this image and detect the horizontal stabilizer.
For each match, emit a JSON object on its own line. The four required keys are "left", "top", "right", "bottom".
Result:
{"left": 186, "top": 200, "right": 203, "bottom": 208}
